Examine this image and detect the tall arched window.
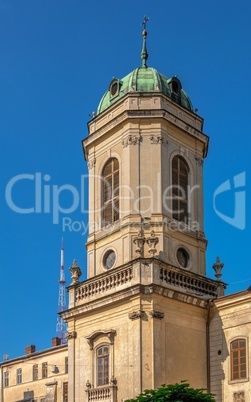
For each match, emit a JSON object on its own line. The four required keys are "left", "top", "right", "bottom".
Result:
{"left": 96, "top": 346, "right": 109, "bottom": 386}
{"left": 102, "top": 158, "right": 119, "bottom": 226}
{"left": 172, "top": 156, "right": 189, "bottom": 222}
{"left": 230, "top": 339, "right": 247, "bottom": 381}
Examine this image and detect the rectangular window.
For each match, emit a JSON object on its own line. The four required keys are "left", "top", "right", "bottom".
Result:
{"left": 33, "top": 364, "right": 38, "bottom": 380}
{"left": 4, "top": 371, "right": 9, "bottom": 387}
{"left": 63, "top": 382, "right": 68, "bottom": 402}
{"left": 42, "top": 362, "right": 48, "bottom": 378}
{"left": 17, "top": 368, "right": 22, "bottom": 384}
{"left": 65, "top": 356, "right": 68, "bottom": 374}
{"left": 231, "top": 339, "right": 247, "bottom": 381}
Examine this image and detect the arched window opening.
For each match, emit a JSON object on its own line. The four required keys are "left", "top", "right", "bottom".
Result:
{"left": 230, "top": 339, "right": 247, "bottom": 381}
{"left": 102, "top": 158, "right": 119, "bottom": 226}
{"left": 172, "top": 156, "right": 189, "bottom": 223}
{"left": 96, "top": 346, "right": 109, "bottom": 386}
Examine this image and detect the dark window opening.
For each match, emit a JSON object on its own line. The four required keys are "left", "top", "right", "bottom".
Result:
{"left": 102, "top": 158, "right": 119, "bottom": 226}
{"left": 172, "top": 156, "right": 189, "bottom": 223}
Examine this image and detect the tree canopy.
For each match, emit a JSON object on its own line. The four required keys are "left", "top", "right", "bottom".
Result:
{"left": 125, "top": 382, "right": 215, "bottom": 402}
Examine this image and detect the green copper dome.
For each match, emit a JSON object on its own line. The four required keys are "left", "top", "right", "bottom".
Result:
{"left": 96, "top": 67, "right": 194, "bottom": 115}
{"left": 96, "top": 23, "right": 193, "bottom": 115}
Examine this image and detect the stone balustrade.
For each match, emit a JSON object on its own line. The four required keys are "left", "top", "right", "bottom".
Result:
{"left": 73, "top": 259, "right": 222, "bottom": 306}
{"left": 86, "top": 385, "right": 117, "bottom": 402}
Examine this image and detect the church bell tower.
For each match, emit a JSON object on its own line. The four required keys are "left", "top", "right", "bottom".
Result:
{"left": 83, "top": 20, "right": 208, "bottom": 279}
{"left": 63, "top": 20, "right": 225, "bottom": 402}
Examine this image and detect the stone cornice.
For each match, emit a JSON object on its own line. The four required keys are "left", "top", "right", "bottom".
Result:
{"left": 62, "top": 282, "right": 209, "bottom": 321}
{"left": 83, "top": 93, "right": 208, "bottom": 157}
{"left": 213, "top": 290, "right": 251, "bottom": 311}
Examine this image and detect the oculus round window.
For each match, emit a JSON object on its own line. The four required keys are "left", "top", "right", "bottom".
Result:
{"left": 176, "top": 247, "right": 190, "bottom": 268}
{"left": 103, "top": 250, "right": 116, "bottom": 269}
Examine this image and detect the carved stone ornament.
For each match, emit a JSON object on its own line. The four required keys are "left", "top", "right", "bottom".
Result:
{"left": 149, "top": 134, "right": 168, "bottom": 146}
{"left": 128, "top": 310, "right": 144, "bottom": 320}
{"left": 146, "top": 230, "right": 159, "bottom": 256}
{"left": 133, "top": 229, "right": 146, "bottom": 257}
{"left": 69, "top": 259, "right": 82, "bottom": 285}
{"left": 233, "top": 391, "right": 245, "bottom": 402}
{"left": 195, "top": 155, "right": 204, "bottom": 166}
{"left": 87, "top": 158, "right": 96, "bottom": 170}
{"left": 122, "top": 134, "right": 141, "bottom": 148}
{"left": 149, "top": 310, "right": 164, "bottom": 319}
{"left": 65, "top": 331, "right": 77, "bottom": 340}
{"left": 85, "top": 329, "right": 116, "bottom": 350}
{"left": 110, "top": 376, "right": 117, "bottom": 385}
{"left": 86, "top": 380, "right": 92, "bottom": 389}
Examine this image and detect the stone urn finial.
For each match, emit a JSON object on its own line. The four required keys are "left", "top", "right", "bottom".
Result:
{"left": 146, "top": 230, "right": 159, "bottom": 256}
{"left": 70, "top": 259, "right": 82, "bottom": 285}
{"left": 212, "top": 256, "right": 224, "bottom": 281}
{"left": 133, "top": 229, "right": 146, "bottom": 257}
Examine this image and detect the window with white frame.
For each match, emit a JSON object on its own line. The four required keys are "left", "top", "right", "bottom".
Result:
{"left": 96, "top": 345, "right": 109, "bottom": 386}
{"left": 16, "top": 368, "right": 22, "bottom": 384}
{"left": 230, "top": 338, "right": 247, "bottom": 381}
{"left": 4, "top": 371, "right": 9, "bottom": 387}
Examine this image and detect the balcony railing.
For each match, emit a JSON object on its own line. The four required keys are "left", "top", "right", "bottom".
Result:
{"left": 73, "top": 259, "right": 222, "bottom": 306}
{"left": 86, "top": 385, "right": 117, "bottom": 402}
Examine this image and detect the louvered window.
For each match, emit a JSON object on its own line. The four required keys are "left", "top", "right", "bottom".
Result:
{"left": 172, "top": 156, "right": 189, "bottom": 222}
{"left": 102, "top": 158, "right": 119, "bottom": 226}
{"left": 230, "top": 339, "right": 247, "bottom": 381}
{"left": 97, "top": 346, "right": 109, "bottom": 386}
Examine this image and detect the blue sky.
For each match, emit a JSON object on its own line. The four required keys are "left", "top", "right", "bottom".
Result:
{"left": 0, "top": 0, "right": 250, "bottom": 359}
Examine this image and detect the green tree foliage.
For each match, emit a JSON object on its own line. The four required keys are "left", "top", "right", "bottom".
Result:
{"left": 125, "top": 382, "right": 215, "bottom": 402}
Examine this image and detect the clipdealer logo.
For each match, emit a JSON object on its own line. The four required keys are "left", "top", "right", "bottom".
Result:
{"left": 4, "top": 171, "right": 247, "bottom": 232}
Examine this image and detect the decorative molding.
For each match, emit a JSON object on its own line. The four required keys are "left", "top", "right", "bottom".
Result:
{"left": 128, "top": 310, "right": 144, "bottom": 320}
{"left": 149, "top": 310, "right": 164, "bottom": 319}
{"left": 85, "top": 329, "right": 116, "bottom": 350}
{"left": 195, "top": 155, "right": 204, "bottom": 166}
{"left": 65, "top": 331, "right": 77, "bottom": 340}
{"left": 149, "top": 134, "right": 168, "bottom": 146}
{"left": 122, "top": 134, "right": 141, "bottom": 147}
{"left": 87, "top": 158, "right": 96, "bottom": 170}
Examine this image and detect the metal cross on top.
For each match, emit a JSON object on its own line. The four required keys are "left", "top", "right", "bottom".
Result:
{"left": 141, "top": 15, "right": 149, "bottom": 30}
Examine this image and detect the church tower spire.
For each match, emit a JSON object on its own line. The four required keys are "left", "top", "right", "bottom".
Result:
{"left": 140, "top": 16, "right": 149, "bottom": 68}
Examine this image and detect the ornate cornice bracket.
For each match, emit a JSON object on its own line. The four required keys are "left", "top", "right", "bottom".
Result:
{"left": 65, "top": 331, "right": 77, "bottom": 340}
{"left": 195, "top": 155, "right": 204, "bottom": 166}
{"left": 87, "top": 158, "right": 96, "bottom": 170}
{"left": 149, "top": 134, "right": 168, "bottom": 147}
{"left": 149, "top": 310, "right": 164, "bottom": 319}
{"left": 128, "top": 310, "right": 144, "bottom": 320}
{"left": 122, "top": 134, "right": 142, "bottom": 147}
